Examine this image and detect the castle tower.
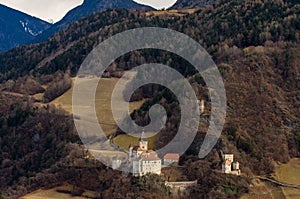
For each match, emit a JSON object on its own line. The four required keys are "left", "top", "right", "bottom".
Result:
{"left": 139, "top": 130, "right": 148, "bottom": 151}
{"left": 129, "top": 143, "right": 133, "bottom": 161}
{"left": 200, "top": 99, "right": 205, "bottom": 114}
{"left": 233, "top": 162, "right": 240, "bottom": 170}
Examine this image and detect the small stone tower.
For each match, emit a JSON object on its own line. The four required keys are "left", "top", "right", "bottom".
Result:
{"left": 200, "top": 99, "right": 205, "bottom": 114}
{"left": 139, "top": 130, "right": 148, "bottom": 151}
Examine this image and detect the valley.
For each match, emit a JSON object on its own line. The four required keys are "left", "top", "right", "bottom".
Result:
{"left": 0, "top": 0, "right": 300, "bottom": 198}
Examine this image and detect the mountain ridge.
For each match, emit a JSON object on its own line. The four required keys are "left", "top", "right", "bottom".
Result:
{"left": 171, "top": 0, "right": 218, "bottom": 9}
{"left": 0, "top": 0, "right": 151, "bottom": 52}
{"left": 32, "top": 0, "right": 152, "bottom": 43}
{"left": 0, "top": 0, "right": 299, "bottom": 198}
{"left": 0, "top": 4, "right": 51, "bottom": 52}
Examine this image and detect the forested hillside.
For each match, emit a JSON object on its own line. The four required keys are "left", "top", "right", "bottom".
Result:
{"left": 1, "top": 0, "right": 300, "bottom": 80}
{"left": 0, "top": 94, "right": 79, "bottom": 197}
{"left": 0, "top": 0, "right": 299, "bottom": 198}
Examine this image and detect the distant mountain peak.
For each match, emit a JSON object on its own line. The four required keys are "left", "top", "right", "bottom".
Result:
{"left": 58, "top": 0, "right": 150, "bottom": 24}
{"left": 0, "top": 4, "right": 51, "bottom": 52}
{"left": 171, "top": 0, "right": 217, "bottom": 9}
{"left": 33, "top": 0, "right": 151, "bottom": 43}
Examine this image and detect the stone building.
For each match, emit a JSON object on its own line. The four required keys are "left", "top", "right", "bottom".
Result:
{"left": 129, "top": 131, "right": 162, "bottom": 176}
{"left": 222, "top": 153, "right": 241, "bottom": 175}
{"left": 163, "top": 153, "right": 180, "bottom": 165}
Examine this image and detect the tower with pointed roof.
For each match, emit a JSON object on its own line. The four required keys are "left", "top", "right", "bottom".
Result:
{"left": 129, "top": 130, "right": 161, "bottom": 176}
{"left": 139, "top": 130, "right": 148, "bottom": 151}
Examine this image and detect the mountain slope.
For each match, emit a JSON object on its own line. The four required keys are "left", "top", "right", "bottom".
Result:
{"left": 171, "top": 0, "right": 217, "bottom": 9}
{"left": 1, "top": 0, "right": 300, "bottom": 81}
{"left": 0, "top": 4, "right": 51, "bottom": 52}
{"left": 0, "top": 0, "right": 300, "bottom": 198}
{"left": 34, "top": 0, "right": 151, "bottom": 42}
{"left": 0, "top": 0, "right": 299, "bottom": 173}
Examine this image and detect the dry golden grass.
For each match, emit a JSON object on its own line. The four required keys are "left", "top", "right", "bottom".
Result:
{"left": 94, "top": 78, "right": 145, "bottom": 136}
{"left": 240, "top": 179, "right": 276, "bottom": 199}
{"left": 274, "top": 158, "right": 300, "bottom": 199}
{"left": 146, "top": 9, "right": 198, "bottom": 17}
{"left": 242, "top": 158, "right": 300, "bottom": 199}
{"left": 20, "top": 184, "right": 97, "bottom": 199}
{"left": 50, "top": 78, "right": 76, "bottom": 113}
{"left": 50, "top": 77, "right": 144, "bottom": 137}
{"left": 33, "top": 93, "right": 44, "bottom": 102}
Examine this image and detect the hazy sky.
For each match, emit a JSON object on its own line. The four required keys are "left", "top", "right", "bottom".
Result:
{"left": 0, "top": 0, "right": 177, "bottom": 23}
{"left": 134, "top": 0, "right": 177, "bottom": 9}
{"left": 0, "top": 0, "right": 84, "bottom": 23}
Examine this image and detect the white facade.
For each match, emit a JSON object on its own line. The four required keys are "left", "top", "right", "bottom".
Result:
{"left": 200, "top": 99, "right": 205, "bottom": 113}
{"left": 232, "top": 162, "right": 240, "bottom": 170}
{"left": 222, "top": 154, "right": 241, "bottom": 176}
{"left": 130, "top": 131, "right": 162, "bottom": 176}
{"left": 222, "top": 154, "right": 234, "bottom": 163}
{"left": 132, "top": 154, "right": 162, "bottom": 176}
{"left": 133, "top": 159, "right": 142, "bottom": 175}
{"left": 145, "top": 159, "right": 161, "bottom": 175}
{"left": 163, "top": 153, "right": 180, "bottom": 165}
{"left": 222, "top": 160, "right": 232, "bottom": 174}
{"left": 164, "top": 159, "right": 178, "bottom": 165}
{"left": 139, "top": 140, "right": 148, "bottom": 151}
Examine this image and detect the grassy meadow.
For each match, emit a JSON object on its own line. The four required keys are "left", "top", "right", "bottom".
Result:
{"left": 273, "top": 158, "right": 300, "bottom": 199}
{"left": 50, "top": 77, "right": 145, "bottom": 146}
{"left": 20, "top": 185, "right": 97, "bottom": 199}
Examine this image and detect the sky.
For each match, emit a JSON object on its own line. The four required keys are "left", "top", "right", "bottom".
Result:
{"left": 0, "top": 0, "right": 84, "bottom": 23}
{"left": 134, "top": 0, "right": 177, "bottom": 10}
{"left": 0, "top": 0, "right": 177, "bottom": 23}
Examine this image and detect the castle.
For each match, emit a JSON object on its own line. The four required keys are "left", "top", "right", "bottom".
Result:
{"left": 111, "top": 131, "right": 180, "bottom": 176}
{"left": 222, "top": 153, "right": 241, "bottom": 175}
{"left": 129, "top": 131, "right": 162, "bottom": 176}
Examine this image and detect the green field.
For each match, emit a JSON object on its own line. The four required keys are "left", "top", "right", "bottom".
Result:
{"left": 113, "top": 133, "right": 156, "bottom": 151}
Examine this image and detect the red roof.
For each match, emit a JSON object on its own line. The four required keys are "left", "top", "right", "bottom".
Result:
{"left": 164, "top": 153, "right": 180, "bottom": 160}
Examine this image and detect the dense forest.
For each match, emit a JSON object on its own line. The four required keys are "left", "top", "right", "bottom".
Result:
{"left": 0, "top": 94, "right": 249, "bottom": 198}
{"left": 0, "top": 0, "right": 299, "bottom": 198}
{"left": 0, "top": 94, "right": 79, "bottom": 197}
{"left": 1, "top": 0, "right": 300, "bottom": 80}
{"left": 171, "top": 0, "right": 217, "bottom": 9}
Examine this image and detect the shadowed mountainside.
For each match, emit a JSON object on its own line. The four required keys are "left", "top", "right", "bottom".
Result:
{"left": 0, "top": 4, "right": 50, "bottom": 52}
{"left": 32, "top": 0, "right": 151, "bottom": 43}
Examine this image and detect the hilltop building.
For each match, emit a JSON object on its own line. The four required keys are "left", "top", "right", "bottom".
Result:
{"left": 163, "top": 153, "right": 180, "bottom": 165}
{"left": 129, "top": 131, "right": 162, "bottom": 176}
{"left": 222, "top": 153, "right": 241, "bottom": 175}
{"left": 197, "top": 99, "right": 205, "bottom": 114}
